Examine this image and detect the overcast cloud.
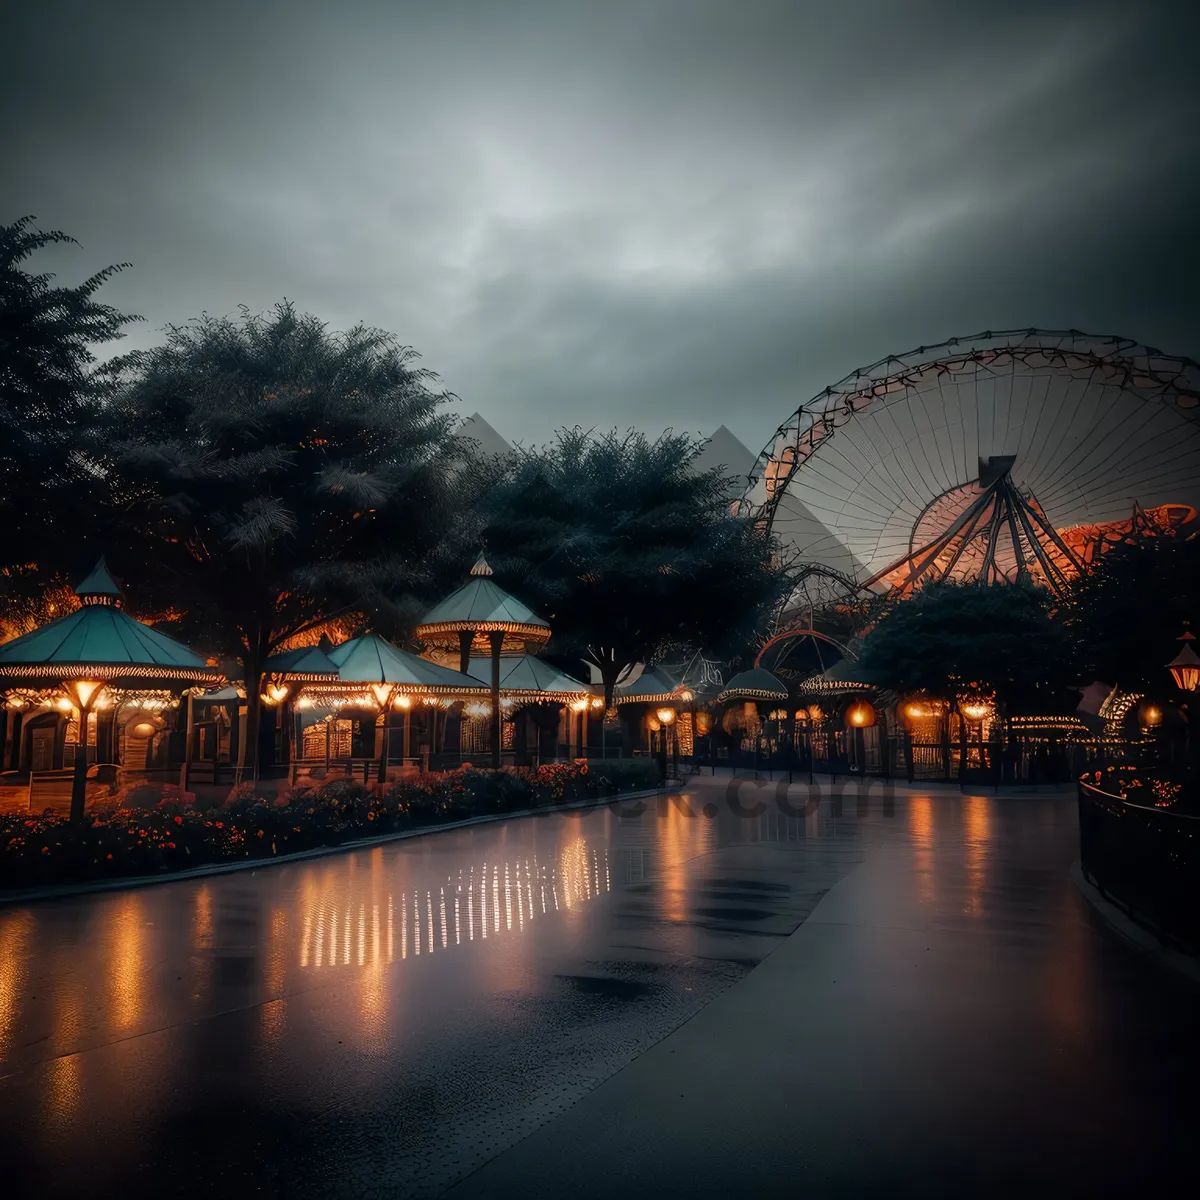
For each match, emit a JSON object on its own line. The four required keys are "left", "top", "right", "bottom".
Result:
{"left": 4, "top": 0, "right": 1198, "bottom": 454}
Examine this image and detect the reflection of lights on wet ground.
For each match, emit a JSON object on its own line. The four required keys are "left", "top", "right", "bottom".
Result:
{"left": 964, "top": 795, "right": 990, "bottom": 916}
{"left": 110, "top": 895, "right": 145, "bottom": 1031}
{"left": 0, "top": 910, "right": 34, "bottom": 1061}
{"left": 297, "top": 842, "right": 610, "bottom": 970}
{"left": 909, "top": 795, "right": 936, "bottom": 904}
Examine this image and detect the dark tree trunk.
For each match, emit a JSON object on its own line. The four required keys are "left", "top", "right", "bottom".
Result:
{"left": 242, "top": 634, "right": 268, "bottom": 780}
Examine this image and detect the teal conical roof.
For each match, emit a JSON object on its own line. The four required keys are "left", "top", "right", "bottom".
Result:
{"left": 264, "top": 645, "right": 340, "bottom": 679}
{"left": 717, "top": 668, "right": 789, "bottom": 703}
{"left": 415, "top": 556, "right": 550, "bottom": 653}
{"left": 466, "top": 653, "right": 590, "bottom": 701}
{"left": 616, "top": 665, "right": 681, "bottom": 703}
{"left": 0, "top": 602, "right": 217, "bottom": 683}
{"left": 73, "top": 557, "right": 123, "bottom": 601}
{"left": 326, "top": 634, "right": 486, "bottom": 693}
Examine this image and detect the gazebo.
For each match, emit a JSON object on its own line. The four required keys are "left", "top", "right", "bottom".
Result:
{"left": 189, "top": 643, "right": 343, "bottom": 778}
{"left": 464, "top": 653, "right": 595, "bottom": 762}
{"left": 0, "top": 560, "right": 222, "bottom": 819}
{"left": 296, "top": 633, "right": 488, "bottom": 780}
{"left": 415, "top": 556, "right": 551, "bottom": 766}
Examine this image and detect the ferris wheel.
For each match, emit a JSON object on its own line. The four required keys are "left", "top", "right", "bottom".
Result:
{"left": 745, "top": 329, "right": 1200, "bottom": 600}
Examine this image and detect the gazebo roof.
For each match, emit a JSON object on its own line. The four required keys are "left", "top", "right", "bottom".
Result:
{"left": 466, "top": 654, "right": 590, "bottom": 702}
{"left": 718, "top": 667, "right": 789, "bottom": 703}
{"left": 616, "top": 665, "right": 684, "bottom": 704}
{"left": 264, "top": 645, "right": 341, "bottom": 680}
{"left": 0, "top": 560, "right": 219, "bottom": 685}
{"left": 73, "top": 556, "right": 123, "bottom": 601}
{"left": 415, "top": 556, "right": 550, "bottom": 653}
{"left": 324, "top": 634, "right": 486, "bottom": 693}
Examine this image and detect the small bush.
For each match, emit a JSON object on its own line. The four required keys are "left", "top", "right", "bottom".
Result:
{"left": 0, "top": 757, "right": 662, "bottom": 891}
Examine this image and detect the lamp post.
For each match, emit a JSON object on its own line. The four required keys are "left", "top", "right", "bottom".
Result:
{"left": 369, "top": 682, "right": 396, "bottom": 784}
{"left": 656, "top": 706, "right": 675, "bottom": 781}
{"left": 1166, "top": 626, "right": 1200, "bottom": 772}
{"left": 1166, "top": 628, "right": 1200, "bottom": 693}
{"left": 62, "top": 679, "right": 106, "bottom": 823}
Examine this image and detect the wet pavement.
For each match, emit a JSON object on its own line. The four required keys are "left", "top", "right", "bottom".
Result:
{"left": 0, "top": 779, "right": 1197, "bottom": 1198}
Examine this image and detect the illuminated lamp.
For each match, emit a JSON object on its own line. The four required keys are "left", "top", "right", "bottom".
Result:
{"left": 647, "top": 716, "right": 662, "bottom": 733}
{"left": 61, "top": 680, "right": 105, "bottom": 710}
{"left": 1166, "top": 628, "right": 1200, "bottom": 692}
{"left": 1136, "top": 700, "right": 1163, "bottom": 728}
{"left": 808, "top": 704, "right": 823, "bottom": 722}
{"left": 131, "top": 721, "right": 157, "bottom": 738}
{"left": 794, "top": 709, "right": 808, "bottom": 722}
{"left": 845, "top": 699, "right": 876, "bottom": 728}
{"left": 656, "top": 707, "right": 676, "bottom": 726}
{"left": 959, "top": 698, "right": 993, "bottom": 723}
{"left": 590, "top": 697, "right": 605, "bottom": 710}
{"left": 904, "top": 700, "right": 934, "bottom": 723}
{"left": 695, "top": 712, "right": 712, "bottom": 735}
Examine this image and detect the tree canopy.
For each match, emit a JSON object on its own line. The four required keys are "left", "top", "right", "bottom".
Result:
{"left": 0, "top": 215, "right": 139, "bottom": 634}
{"left": 1061, "top": 530, "right": 1200, "bottom": 693}
{"left": 475, "top": 427, "right": 789, "bottom": 706}
{"left": 856, "top": 578, "right": 1074, "bottom": 711}
{"left": 105, "top": 301, "right": 475, "bottom": 769}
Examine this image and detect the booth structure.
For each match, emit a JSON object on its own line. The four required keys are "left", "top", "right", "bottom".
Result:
{"left": 0, "top": 560, "right": 221, "bottom": 817}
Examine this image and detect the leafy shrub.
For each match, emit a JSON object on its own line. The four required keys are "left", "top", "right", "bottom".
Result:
{"left": 0, "top": 757, "right": 662, "bottom": 890}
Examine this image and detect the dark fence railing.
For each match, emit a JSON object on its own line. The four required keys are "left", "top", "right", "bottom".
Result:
{"left": 662, "top": 734, "right": 1151, "bottom": 788}
{"left": 1078, "top": 779, "right": 1200, "bottom": 955}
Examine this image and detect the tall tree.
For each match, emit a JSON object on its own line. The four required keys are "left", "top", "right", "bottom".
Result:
{"left": 106, "top": 302, "right": 474, "bottom": 772}
{"left": 476, "top": 427, "right": 789, "bottom": 707}
{"left": 1061, "top": 529, "right": 1200, "bottom": 692}
{"left": 856, "top": 578, "right": 1074, "bottom": 711}
{"left": 0, "top": 216, "right": 139, "bottom": 636}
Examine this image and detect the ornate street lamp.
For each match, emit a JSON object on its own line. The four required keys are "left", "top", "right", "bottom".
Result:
{"left": 1166, "top": 628, "right": 1200, "bottom": 692}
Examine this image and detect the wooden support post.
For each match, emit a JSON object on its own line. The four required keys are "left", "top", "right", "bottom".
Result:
{"left": 488, "top": 630, "right": 504, "bottom": 769}
{"left": 70, "top": 702, "right": 93, "bottom": 822}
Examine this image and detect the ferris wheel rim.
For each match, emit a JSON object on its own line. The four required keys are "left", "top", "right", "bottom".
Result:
{"left": 746, "top": 327, "right": 1200, "bottom": 527}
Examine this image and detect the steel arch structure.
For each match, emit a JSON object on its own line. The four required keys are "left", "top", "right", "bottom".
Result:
{"left": 744, "top": 329, "right": 1200, "bottom": 597}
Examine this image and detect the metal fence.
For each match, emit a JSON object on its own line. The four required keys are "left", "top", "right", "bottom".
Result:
{"left": 1078, "top": 779, "right": 1200, "bottom": 955}
{"left": 669, "top": 731, "right": 1150, "bottom": 787}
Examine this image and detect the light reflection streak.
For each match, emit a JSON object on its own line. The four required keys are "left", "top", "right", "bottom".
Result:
{"left": 0, "top": 910, "right": 34, "bottom": 1061}
{"left": 296, "top": 839, "right": 611, "bottom": 971}
{"left": 964, "top": 795, "right": 990, "bottom": 916}
{"left": 109, "top": 895, "right": 145, "bottom": 1031}
{"left": 909, "top": 795, "right": 936, "bottom": 904}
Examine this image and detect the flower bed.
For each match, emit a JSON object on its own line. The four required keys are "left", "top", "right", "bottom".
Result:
{"left": 0, "top": 759, "right": 662, "bottom": 892}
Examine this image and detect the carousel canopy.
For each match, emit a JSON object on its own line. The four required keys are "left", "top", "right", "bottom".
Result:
{"left": 717, "top": 667, "right": 789, "bottom": 704}
{"left": 415, "top": 555, "right": 551, "bottom": 653}
{"left": 466, "top": 654, "right": 591, "bottom": 703}
{"left": 325, "top": 634, "right": 487, "bottom": 694}
{"left": 264, "top": 645, "right": 340, "bottom": 681}
{"left": 0, "top": 559, "right": 220, "bottom": 685}
{"left": 616, "top": 665, "right": 684, "bottom": 704}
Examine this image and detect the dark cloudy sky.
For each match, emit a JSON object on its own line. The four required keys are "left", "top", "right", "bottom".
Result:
{"left": 4, "top": 0, "right": 1198, "bottom": 455}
